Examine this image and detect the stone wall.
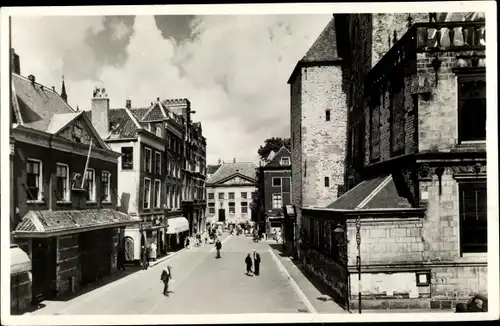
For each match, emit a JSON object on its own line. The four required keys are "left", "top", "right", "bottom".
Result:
{"left": 301, "top": 65, "right": 347, "bottom": 208}
{"left": 11, "top": 272, "right": 32, "bottom": 314}
{"left": 56, "top": 234, "right": 81, "bottom": 295}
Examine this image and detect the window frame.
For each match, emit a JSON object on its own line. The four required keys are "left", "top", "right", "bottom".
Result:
{"left": 208, "top": 202, "right": 215, "bottom": 214}
{"left": 101, "top": 170, "right": 111, "bottom": 203}
{"left": 325, "top": 176, "right": 330, "bottom": 187}
{"left": 456, "top": 72, "right": 486, "bottom": 144}
{"left": 154, "top": 179, "right": 161, "bottom": 208}
{"left": 56, "top": 163, "right": 70, "bottom": 202}
{"left": 155, "top": 151, "right": 162, "bottom": 175}
{"left": 144, "top": 147, "right": 152, "bottom": 173}
{"left": 208, "top": 193, "right": 215, "bottom": 200}
{"left": 458, "top": 179, "right": 487, "bottom": 255}
{"left": 26, "top": 158, "right": 43, "bottom": 202}
{"left": 325, "top": 109, "right": 331, "bottom": 121}
{"left": 241, "top": 202, "right": 248, "bottom": 214}
{"left": 280, "top": 157, "right": 291, "bottom": 166}
{"left": 241, "top": 192, "right": 247, "bottom": 199}
{"left": 272, "top": 177, "right": 282, "bottom": 187}
{"left": 228, "top": 192, "right": 235, "bottom": 200}
{"left": 85, "top": 168, "right": 96, "bottom": 202}
{"left": 218, "top": 192, "right": 225, "bottom": 200}
{"left": 228, "top": 202, "right": 236, "bottom": 214}
{"left": 272, "top": 193, "right": 282, "bottom": 209}
{"left": 121, "top": 147, "right": 134, "bottom": 170}
{"left": 143, "top": 177, "right": 152, "bottom": 209}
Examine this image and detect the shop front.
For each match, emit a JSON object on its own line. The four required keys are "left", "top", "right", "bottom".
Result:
{"left": 166, "top": 216, "right": 190, "bottom": 251}
{"left": 10, "top": 244, "right": 32, "bottom": 315}
{"left": 141, "top": 214, "right": 168, "bottom": 259}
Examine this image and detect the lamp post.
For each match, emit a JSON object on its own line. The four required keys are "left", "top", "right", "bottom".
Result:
{"left": 355, "top": 216, "right": 362, "bottom": 314}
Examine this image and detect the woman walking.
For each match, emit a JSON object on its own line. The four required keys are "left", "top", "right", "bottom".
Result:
{"left": 245, "top": 253, "right": 253, "bottom": 276}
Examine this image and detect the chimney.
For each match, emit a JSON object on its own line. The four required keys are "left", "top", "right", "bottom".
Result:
{"left": 157, "top": 97, "right": 160, "bottom": 102}
{"left": 52, "top": 86, "right": 55, "bottom": 91}
{"left": 91, "top": 87, "right": 110, "bottom": 138}
{"left": 218, "top": 158, "right": 221, "bottom": 165}
{"left": 233, "top": 158, "right": 236, "bottom": 163}
{"left": 28, "top": 75, "right": 35, "bottom": 85}
{"left": 126, "top": 100, "right": 131, "bottom": 109}
{"left": 11, "top": 49, "right": 20, "bottom": 75}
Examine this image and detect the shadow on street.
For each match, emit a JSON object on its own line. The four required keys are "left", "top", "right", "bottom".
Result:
{"left": 267, "top": 243, "right": 339, "bottom": 305}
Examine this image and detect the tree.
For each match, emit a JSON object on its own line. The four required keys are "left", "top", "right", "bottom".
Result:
{"left": 257, "top": 137, "right": 291, "bottom": 161}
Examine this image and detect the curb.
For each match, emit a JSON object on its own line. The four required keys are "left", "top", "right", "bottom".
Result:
{"left": 149, "top": 247, "right": 189, "bottom": 267}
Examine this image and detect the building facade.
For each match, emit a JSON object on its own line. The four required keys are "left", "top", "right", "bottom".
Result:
{"left": 10, "top": 62, "right": 136, "bottom": 307}
{"left": 255, "top": 147, "right": 292, "bottom": 239}
{"left": 291, "top": 13, "right": 487, "bottom": 311}
{"left": 206, "top": 161, "right": 257, "bottom": 226}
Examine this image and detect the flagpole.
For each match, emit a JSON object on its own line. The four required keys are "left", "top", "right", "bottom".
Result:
{"left": 81, "top": 139, "right": 93, "bottom": 189}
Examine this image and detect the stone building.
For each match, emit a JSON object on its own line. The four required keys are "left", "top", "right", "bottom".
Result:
{"left": 206, "top": 161, "right": 257, "bottom": 226}
{"left": 10, "top": 56, "right": 136, "bottom": 306}
{"left": 290, "top": 13, "right": 487, "bottom": 311}
{"left": 85, "top": 96, "right": 189, "bottom": 263}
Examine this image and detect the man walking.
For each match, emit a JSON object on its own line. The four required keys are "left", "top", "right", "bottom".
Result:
{"left": 215, "top": 238, "right": 222, "bottom": 258}
{"left": 245, "top": 253, "right": 253, "bottom": 276}
{"left": 253, "top": 250, "right": 261, "bottom": 276}
{"left": 160, "top": 265, "right": 172, "bottom": 296}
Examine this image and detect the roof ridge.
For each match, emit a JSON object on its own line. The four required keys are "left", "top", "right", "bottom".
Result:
{"left": 356, "top": 175, "right": 392, "bottom": 210}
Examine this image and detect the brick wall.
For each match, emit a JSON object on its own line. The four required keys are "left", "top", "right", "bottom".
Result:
{"left": 56, "top": 234, "right": 81, "bottom": 295}
{"left": 263, "top": 170, "right": 292, "bottom": 215}
{"left": 301, "top": 65, "right": 348, "bottom": 208}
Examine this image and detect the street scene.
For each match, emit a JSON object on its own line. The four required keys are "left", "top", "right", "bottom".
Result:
{"left": 3, "top": 2, "right": 495, "bottom": 322}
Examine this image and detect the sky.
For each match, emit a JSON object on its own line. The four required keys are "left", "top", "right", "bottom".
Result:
{"left": 12, "top": 14, "right": 331, "bottom": 164}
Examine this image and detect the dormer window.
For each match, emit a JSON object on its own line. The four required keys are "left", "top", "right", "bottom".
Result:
{"left": 280, "top": 157, "right": 290, "bottom": 166}
{"left": 72, "top": 125, "right": 83, "bottom": 143}
{"left": 150, "top": 123, "right": 157, "bottom": 135}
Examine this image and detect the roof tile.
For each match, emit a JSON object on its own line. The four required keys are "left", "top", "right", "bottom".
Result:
{"left": 207, "top": 162, "right": 257, "bottom": 185}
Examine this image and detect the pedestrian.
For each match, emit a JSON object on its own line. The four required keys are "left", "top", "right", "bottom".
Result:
{"left": 141, "top": 246, "right": 149, "bottom": 270}
{"left": 160, "top": 265, "right": 172, "bottom": 296}
{"left": 150, "top": 242, "right": 157, "bottom": 261}
{"left": 253, "top": 250, "right": 261, "bottom": 276}
{"left": 245, "top": 253, "right": 253, "bottom": 275}
{"left": 117, "top": 243, "right": 126, "bottom": 271}
{"left": 215, "top": 238, "right": 222, "bottom": 258}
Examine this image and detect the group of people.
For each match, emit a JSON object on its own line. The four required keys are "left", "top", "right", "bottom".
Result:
{"left": 245, "top": 250, "right": 261, "bottom": 276}
{"left": 140, "top": 242, "right": 159, "bottom": 270}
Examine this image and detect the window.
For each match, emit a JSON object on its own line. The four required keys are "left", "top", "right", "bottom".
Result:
{"left": 325, "top": 109, "right": 331, "bottom": 121}
{"left": 56, "top": 164, "right": 69, "bottom": 201}
{"left": 121, "top": 147, "right": 133, "bottom": 170}
{"left": 154, "top": 180, "right": 161, "bottom": 208}
{"left": 370, "top": 99, "right": 381, "bottom": 160}
{"left": 458, "top": 74, "right": 486, "bottom": 142}
{"left": 325, "top": 177, "right": 330, "bottom": 187}
{"left": 155, "top": 125, "right": 162, "bottom": 138}
{"left": 72, "top": 124, "right": 83, "bottom": 143}
{"left": 143, "top": 178, "right": 151, "bottom": 209}
{"left": 84, "top": 169, "right": 95, "bottom": 201}
{"left": 280, "top": 157, "right": 290, "bottom": 166}
{"left": 166, "top": 158, "right": 170, "bottom": 175}
{"left": 208, "top": 203, "right": 215, "bottom": 214}
{"left": 144, "top": 147, "right": 152, "bottom": 173}
{"left": 26, "top": 159, "right": 42, "bottom": 201}
{"left": 218, "top": 192, "right": 225, "bottom": 200}
{"left": 208, "top": 193, "right": 215, "bottom": 200}
{"left": 459, "top": 181, "right": 487, "bottom": 254}
{"left": 101, "top": 171, "right": 111, "bottom": 202}
{"left": 155, "top": 152, "right": 162, "bottom": 175}
{"left": 229, "top": 202, "right": 235, "bottom": 214}
{"left": 150, "top": 124, "right": 157, "bottom": 135}
{"left": 229, "top": 192, "right": 235, "bottom": 200}
{"left": 241, "top": 192, "right": 247, "bottom": 199}
{"left": 272, "top": 193, "right": 282, "bottom": 209}
{"left": 241, "top": 202, "right": 248, "bottom": 214}
{"left": 272, "top": 177, "right": 282, "bottom": 187}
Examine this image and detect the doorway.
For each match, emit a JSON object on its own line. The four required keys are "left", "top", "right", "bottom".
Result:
{"left": 31, "top": 238, "right": 57, "bottom": 302}
{"left": 218, "top": 209, "right": 226, "bottom": 222}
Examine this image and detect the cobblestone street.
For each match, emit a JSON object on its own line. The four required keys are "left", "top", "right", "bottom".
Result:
{"left": 27, "top": 234, "right": 346, "bottom": 315}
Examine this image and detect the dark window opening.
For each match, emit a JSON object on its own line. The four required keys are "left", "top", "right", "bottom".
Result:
{"left": 324, "top": 177, "right": 330, "bottom": 187}
{"left": 459, "top": 181, "right": 487, "bottom": 254}
{"left": 458, "top": 76, "right": 486, "bottom": 143}
{"left": 121, "top": 147, "right": 133, "bottom": 170}
{"left": 325, "top": 110, "right": 331, "bottom": 121}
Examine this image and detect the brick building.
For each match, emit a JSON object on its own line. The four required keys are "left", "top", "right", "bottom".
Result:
{"left": 290, "top": 13, "right": 487, "bottom": 311}
{"left": 10, "top": 57, "right": 136, "bottom": 307}
{"left": 206, "top": 161, "right": 257, "bottom": 226}
{"left": 85, "top": 95, "right": 190, "bottom": 262}
{"left": 162, "top": 99, "right": 207, "bottom": 235}
{"left": 255, "top": 147, "right": 292, "bottom": 239}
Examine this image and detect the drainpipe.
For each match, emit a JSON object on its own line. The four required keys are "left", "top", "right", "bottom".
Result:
{"left": 356, "top": 215, "right": 362, "bottom": 314}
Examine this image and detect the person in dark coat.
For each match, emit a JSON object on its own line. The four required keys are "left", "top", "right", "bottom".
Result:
{"left": 245, "top": 253, "right": 253, "bottom": 275}
{"left": 215, "top": 238, "right": 222, "bottom": 258}
{"left": 141, "top": 246, "right": 149, "bottom": 270}
{"left": 253, "top": 250, "right": 261, "bottom": 276}
{"left": 160, "top": 265, "right": 172, "bottom": 296}
{"left": 117, "top": 243, "right": 126, "bottom": 271}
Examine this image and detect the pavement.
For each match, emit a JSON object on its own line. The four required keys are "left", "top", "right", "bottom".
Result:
{"left": 27, "top": 233, "right": 347, "bottom": 315}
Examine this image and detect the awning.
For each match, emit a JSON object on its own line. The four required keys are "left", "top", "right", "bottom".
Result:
{"left": 11, "top": 245, "right": 31, "bottom": 275}
{"left": 166, "top": 217, "right": 189, "bottom": 234}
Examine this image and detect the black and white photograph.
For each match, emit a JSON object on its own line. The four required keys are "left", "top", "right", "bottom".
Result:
{"left": 0, "top": 2, "right": 498, "bottom": 324}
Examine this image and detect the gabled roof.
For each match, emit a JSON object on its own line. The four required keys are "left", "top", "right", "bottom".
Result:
{"left": 206, "top": 162, "right": 257, "bottom": 185}
{"left": 207, "top": 164, "right": 222, "bottom": 175}
{"left": 141, "top": 101, "right": 167, "bottom": 122}
{"left": 287, "top": 17, "right": 342, "bottom": 84}
{"left": 265, "top": 146, "right": 291, "bottom": 168}
{"left": 12, "top": 73, "right": 75, "bottom": 131}
{"left": 326, "top": 174, "right": 412, "bottom": 210}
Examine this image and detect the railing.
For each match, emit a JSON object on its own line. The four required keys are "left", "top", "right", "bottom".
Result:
{"left": 365, "top": 21, "right": 486, "bottom": 96}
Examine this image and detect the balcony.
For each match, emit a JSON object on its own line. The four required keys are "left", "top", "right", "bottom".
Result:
{"left": 365, "top": 21, "right": 486, "bottom": 96}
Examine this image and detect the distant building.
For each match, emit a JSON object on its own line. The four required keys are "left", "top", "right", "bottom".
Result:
{"left": 290, "top": 13, "right": 487, "bottom": 311}
{"left": 10, "top": 52, "right": 135, "bottom": 309}
{"left": 206, "top": 160, "right": 257, "bottom": 227}
{"left": 255, "top": 146, "right": 292, "bottom": 239}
